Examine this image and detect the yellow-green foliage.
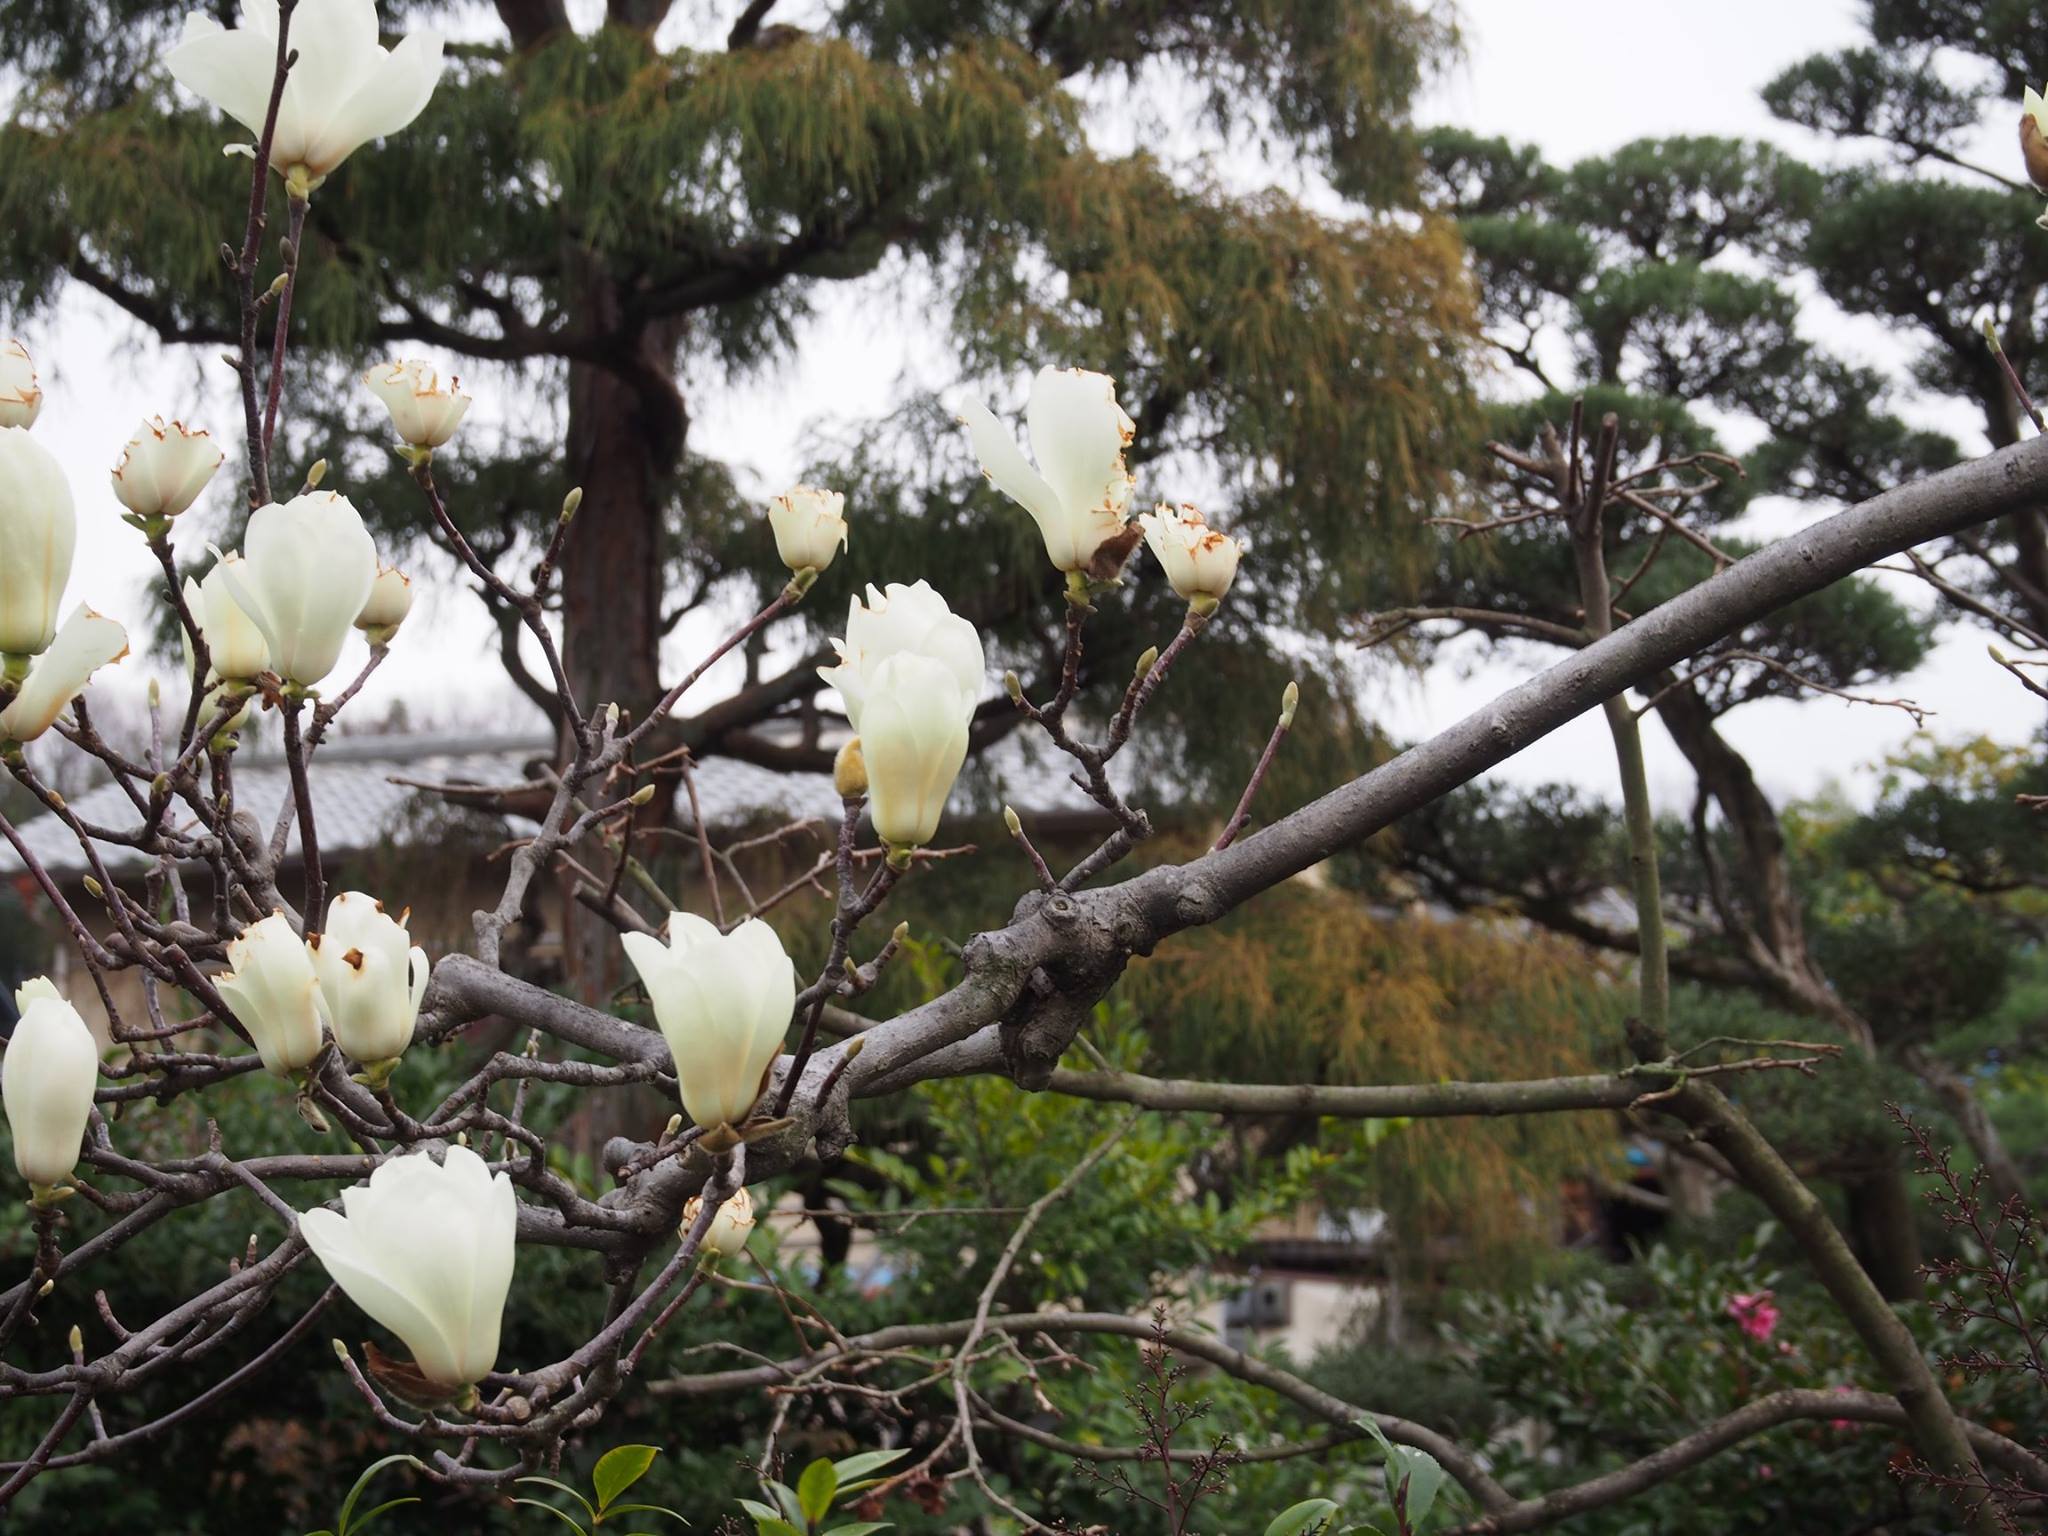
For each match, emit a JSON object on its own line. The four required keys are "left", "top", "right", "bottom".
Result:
{"left": 1121, "top": 878, "right": 1625, "bottom": 1257}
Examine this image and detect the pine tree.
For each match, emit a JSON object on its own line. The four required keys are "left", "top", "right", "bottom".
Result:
{"left": 0, "top": 0, "right": 1474, "bottom": 796}
{"left": 1362, "top": 12, "right": 2048, "bottom": 1293}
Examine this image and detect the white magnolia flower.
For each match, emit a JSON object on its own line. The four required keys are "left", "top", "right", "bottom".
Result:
{"left": 312, "top": 891, "right": 428, "bottom": 1066}
{"left": 166, "top": 0, "right": 446, "bottom": 189}
{"left": 0, "top": 340, "right": 42, "bottom": 431}
{"left": 1139, "top": 503, "right": 1243, "bottom": 611}
{"left": 0, "top": 608, "right": 129, "bottom": 744}
{"left": 767, "top": 485, "right": 848, "bottom": 576}
{"left": 362, "top": 359, "right": 470, "bottom": 449}
{"left": 2, "top": 978, "right": 98, "bottom": 1189}
{"left": 816, "top": 581, "right": 984, "bottom": 736}
{"left": 959, "top": 367, "right": 1139, "bottom": 577}
{"left": 682, "top": 1186, "right": 756, "bottom": 1260}
{"left": 355, "top": 565, "right": 414, "bottom": 638}
{"left": 215, "top": 912, "right": 327, "bottom": 1076}
{"left": 184, "top": 554, "right": 272, "bottom": 683}
{"left": 0, "top": 426, "right": 75, "bottom": 657}
{"left": 860, "top": 652, "right": 972, "bottom": 850}
{"left": 300, "top": 1144, "right": 516, "bottom": 1389}
{"left": 111, "top": 418, "right": 223, "bottom": 520}
{"left": 621, "top": 915, "right": 795, "bottom": 1132}
{"left": 221, "top": 493, "right": 378, "bottom": 687}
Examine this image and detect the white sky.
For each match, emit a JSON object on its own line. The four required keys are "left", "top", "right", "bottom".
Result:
{"left": 14, "top": 0, "right": 2039, "bottom": 813}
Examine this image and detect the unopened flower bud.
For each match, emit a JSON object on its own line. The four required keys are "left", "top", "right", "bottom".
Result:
{"left": 304, "top": 458, "right": 328, "bottom": 490}
{"left": 1004, "top": 671, "right": 1023, "bottom": 703}
{"left": 766, "top": 485, "right": 848, "bottom": 578}
{"left": 1003, "top": 804, "right": 1023, "bottom": 837}
{"left": 1279, "top": 680, "right": 1300, "bottom": 730}
{"left": 1133, "top": 645, "right": 1159, "bottom": 681}
{"left": 363, "top": 360, "right": 470, "bottom": 449}
{"left": 626, "top": 784, "right": 656, "bottom": 807}
{"left": 834, "top": 737, "right": 868, "bottom": 797}
{"left": 561, "top": 487, "right": 583, "bottom": 520}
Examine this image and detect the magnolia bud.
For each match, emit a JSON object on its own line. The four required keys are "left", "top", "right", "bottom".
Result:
{"left": 214, "top": 913, "right": 327, "bottom": 1076}
{"left": 626, "top": 784, "right": 656, "bottom": 807}
{"left": 1003, "top": 671, "right": 1024, "bottom": 703}
{"left": 1140, "top": 503, "right": 1243, "bottom": 612}
{"left": 1003, "top": 804, "right": 1023, "bottom": 837}
{"left": 67, "top": 1324, "right": 82, "bottom": 1355}
{"left": 834, "top": 737, "right": 868, "bottom": 798}
{"left": 314, "top": 892, "right": 429, "bottom": 1067}
{"left": 624, "top": 916, "right": 794, "bottom": 1132}
{"left": 304, "top": 458, "right": 328, "bottom": 490}
{"left": 1133, "top": 645, "right": 1159, "bottom": 680}
{"left": 1279, "top": 680, "right": 1300, "bottom": 730}
{"left": 354, "top": 565, "right": 414, "bottom": 640}
{"left": 220, "top": 495, "right": 377, "bottom": 688}
{"left": 301, "top": 1147, "right": 516, "bottom": 1391}
{"left": 363, "top": 360, "right": 470, "bottom": 449}
{"left": 3, "top": 978, "right": 97, "bottom": 1189}
{"left": 662, "top": 1113, "right": 683, "bottom": 1141}
{"left": 682, "top": 1187, "right": 756, "bottom": 1260}
{"left": 766, "top": 485, "right": 848, "bottom": 578}
{"left": 82, "top": 876, "right": 103, "bottom": 901}
{"left": 561, "top": 487, "right": 583, "bottom": 520}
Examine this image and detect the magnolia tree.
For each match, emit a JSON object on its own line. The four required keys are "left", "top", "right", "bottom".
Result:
{"left": 4, "top": 2, "right": 2048, "bottom": 1532}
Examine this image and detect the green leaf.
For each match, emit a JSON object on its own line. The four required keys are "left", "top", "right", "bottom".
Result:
{"left": 821, "top": 1524, "right": 892, "bottom": 1535}
{"left": 518, "top": 1476, "right": 599, "bottom": 1524}
{"left": 593, "top": 1445, "right": 661, "bottom": 1512}
{"left": 829, "top": 1449, "right": 910, "bottom": 1485}
{"left": 736, "top": 1500, "right": 785, "bottom": 1525}
{"left": 1399, "top": 1449, "right": 1446, "bottom": 1530}
{"left": 762, "top": 1481, "right": 804, "bottom": 1523}
{"left": 797, "top": 1458, "right": 839, "bottom": 1525}
{"left": 512, "top": 1497, "right": 592, "bottom": 1535}
{"left": 336, "top": 1455, "right": 423, "bottom": 1536}
{"left": 747, "top": 1519, "right": 803, "bottom": 1536}
{"left": 1266, "top": 1500, "right": 1342, "bottom": 1536}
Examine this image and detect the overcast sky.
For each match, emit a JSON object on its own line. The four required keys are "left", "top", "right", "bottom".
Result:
{"left": 17, "top": 0, "right": 2038, "bottom": 814}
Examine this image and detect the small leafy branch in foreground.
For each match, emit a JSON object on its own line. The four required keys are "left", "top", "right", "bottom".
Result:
{"left": 1265, "top": 1421, "right": 1446, "bottom": 1536}
{"left": 1894, "top": 1107, "right": 2048, "bottom": 1532}
{"left": 515, "top": 1444, "right": 685, "bottom": 1534}
{"left": 738, "top": 1447, "right": 909, "bottom": 1535}
{"left": 1075, "top": 1308, "right": 1240, "bottom": 1534}
{"left": 305, "top": 1454, "right": 423, "bottom": 1536}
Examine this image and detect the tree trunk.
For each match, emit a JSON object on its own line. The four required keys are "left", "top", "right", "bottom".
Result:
{"left": 558, "top": 266, "right": 687, "bottom": 1003}
{"left": 1842, "top": 1145, "right": 1924, "bottom": 1301}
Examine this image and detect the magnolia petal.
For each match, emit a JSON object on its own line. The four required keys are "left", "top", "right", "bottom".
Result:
{"left": 0, "top": 607, "right": 128, "bottom": 743}
{"left": 166, "top": 19, "right": 278, "bottom": 136}
{"left": 959, "top": 398, "right": 1070, "bottom": 558}
{"left": 1026, "top": 367, "right": 1136, "bottom": 530}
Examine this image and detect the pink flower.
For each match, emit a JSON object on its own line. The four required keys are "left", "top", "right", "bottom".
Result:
{"left": 1726, "top": 1290, "right": 1781, "bottom": 1342}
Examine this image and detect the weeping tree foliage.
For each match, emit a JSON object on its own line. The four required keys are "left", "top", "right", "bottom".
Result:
{"left": 0, "top": 0, "right": 1474, "bottom": 810}
{"left": 1119, "top": 876, "right": 1624, "bottom": 1260}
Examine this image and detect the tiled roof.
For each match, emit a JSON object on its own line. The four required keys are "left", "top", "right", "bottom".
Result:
{"left": 0, "top": 728, "right": 1123, "bottom": 882}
